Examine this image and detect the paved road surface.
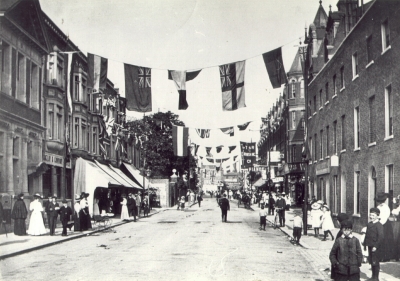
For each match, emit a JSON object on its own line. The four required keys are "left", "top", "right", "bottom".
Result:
{"left": 0, "top": 197, "right": 327, "bottom": 281}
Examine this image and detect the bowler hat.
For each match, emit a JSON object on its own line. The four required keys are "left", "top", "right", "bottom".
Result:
{"left": 62, "top": 199, "right": 68, "bottom": 204}
{"left": 80, "top": 192, "right": 89, "bottom": 199}
{"left": 341, "top": 220, "right": 353, "bottom": 229}
{"left": 337, "top": 213, "right": 349, "bottom": 223}
{"left": 375, "top": 192, "right": 388, "bottom": 203}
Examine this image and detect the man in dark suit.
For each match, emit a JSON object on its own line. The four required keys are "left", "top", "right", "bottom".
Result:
{"left": 127, "top": 193, "right": 137, "bottom": 222}
{"left": 46, "top": 196, "right": 59, "bottom": 235}
{"left": 275, "top": 193, "right": 286, "bottom": 227}
{"left": 219, "top": 193, "right": 230, "bottom": 222}
{"left": 59, "top": 199, "right": 73, "bottom": 236}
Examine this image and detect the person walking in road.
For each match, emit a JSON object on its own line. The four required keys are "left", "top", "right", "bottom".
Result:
{"left": 292, "top": 210, "right": 303, "bottom": 245}
{"left": 268, "top": 194, "right": 275, "bottom": 215}
{"left": 46, "top": 196, "right": 60, "bottom": 236}
{"left": 259, "top": 205, "right": 267, "bottom": 230}
{"left": 197, "top": 193, "right": 203, "bottom": 207}
{"left": 11, "top": 193, "right": 28, "bottom": 236}
{"left": 27, "top": 193, "right": 47, "bottom": 236}
{"left": 219, "top": 193, "right": 230, "bottom": 222}
{"left": 329, "top": 220, "right": 362, "bottom": 281}
{"left": 179, "top": 196, "right": 185, "bottom": 211}
{"left": 59, "top": 199, "right": 72, "bottom": 236}
{"left": 363, "top": 207, "right": 384, "bottom": 281}
{"left": 275, "top": 193, "right": 286, "bottom": 227}
{"left": 321, "top": 205, "right": 335, "bottom": 241}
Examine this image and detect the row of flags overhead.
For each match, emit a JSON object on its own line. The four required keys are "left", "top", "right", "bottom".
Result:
{"left": 64, "top": 47, "right": 287, "bottom": 114}
{"left": 196, "top": 122, "right": 251, "bottom": 138}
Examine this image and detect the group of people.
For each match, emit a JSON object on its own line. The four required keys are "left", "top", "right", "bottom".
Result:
{"left": 177, "top": 191, "right": 203, "bottom": 210}
{"left": 11, "top": 193, "right": 73, "bottom": 237}
{"left": 119, "top": 192, "right": 150, "bottom": 221}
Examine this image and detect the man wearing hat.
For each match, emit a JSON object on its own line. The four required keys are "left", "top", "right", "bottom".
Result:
{"left": 46, "top": 196, "right": 60, "bottom": 236}
{"left": 275, "top": 193, "right": 286, "bottom": 227}
{"left": 219, "top": 193, "right": 230, "bottom": 222}
{"left": 376, "top": 192, "right": 394, "bottom": 262}
{"left": 364, "top": 207, "right": 384, "bottom": 281}
{"left": 59, "top": 200, "right": 73, "bottom": 236}
{"left": 11, "top": 193, "right": 28, "bottom": 235}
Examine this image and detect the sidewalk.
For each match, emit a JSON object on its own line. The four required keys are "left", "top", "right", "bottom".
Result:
{"left": 0, "top": 207, "right": 167, "bottom": 260}
{"left": 257, "top": 205, "right": 400, "bottom": 281}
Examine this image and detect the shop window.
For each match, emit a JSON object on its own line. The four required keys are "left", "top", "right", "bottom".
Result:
{"left": 381, "top": 19, "right": 390, "bottom": 51}
{"left": 354, "top": 171, "right": 360, "bottom": 214}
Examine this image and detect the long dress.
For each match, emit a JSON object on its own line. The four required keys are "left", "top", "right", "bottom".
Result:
{"left": 321, "top": 210, "right": 335, "bottom": 231}
{"left": 120, "top": 198, "right": 129, "bottom": 220}
{"left": 310, "top": 209, "right": 323, "bottom": 229}
{"left": 73, "top": 202, "right": 81, "bottom": 232}
{"left": 11, "top": 198, "right": 28, "bottom": 235}
{"left": 27, "top": 200, "right": 47, "bottom": 236}
{"left": 377, "top": 203, "right": 395, "bottom": 261}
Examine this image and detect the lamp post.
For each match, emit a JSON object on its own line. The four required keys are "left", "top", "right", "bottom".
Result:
{"left": 298, "top": 38, "right": 309, "bottom": 235}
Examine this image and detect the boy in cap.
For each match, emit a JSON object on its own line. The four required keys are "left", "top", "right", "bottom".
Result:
{"left": 59, "top": 200, "right": 73, "bottom": 236}
{"left": 259, "top": 205, "right": 267, "bottom": 230}
{"left": 329, "top": 220, "right": 362, "bottom": 281}
{"left": 292, "top": 210, "right": 303, "bottom": 245}
{"left": 363, "top": 207, "right": 384, "bottom": 281}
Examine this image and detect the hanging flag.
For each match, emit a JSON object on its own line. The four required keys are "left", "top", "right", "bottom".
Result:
{"left": 262, "top": 47, "right": 287, "bottom": 89}
{"left": 65, "top": 53, "right": 75, "bottom": 113}
{"left": 195, "top": 129, "right": 210, "bottom": 138}
{"left": 172, "top": 125, "right": 189, "bottom": 157}
{"left": 87, "top": 53, "right": 108, "bottom": 93}
{"left": 168, "top": 70, "right": 201, "bottom": 110}
{"left": 205, "top": 147, "right": 213, "bottom": 157}
{"left": 228, "top": 146, "right": 236, "bottom": 153}
{"left": 240, "top": 142, "right": 256, "bottom": 168}
{"left": 219, "top": 61, "right": 246, "bottom": 111}
{"left": 237, "top": 122, "right": 251, "bottom": 131}
{"left": 216, "top": 145, "right": 224, "bottom": 153}
{"left": 191, "top": 143, "right": 199, "bottom": 156}
{"left": 125, "top": 64, "right": 152, "bottom": 112}
{"left": 220, "top": 127, "right": 234, "bottom": 136}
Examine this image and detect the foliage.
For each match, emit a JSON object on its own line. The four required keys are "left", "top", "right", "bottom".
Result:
{"left": 126, "top": 111, "right": 198, "bottom": 184}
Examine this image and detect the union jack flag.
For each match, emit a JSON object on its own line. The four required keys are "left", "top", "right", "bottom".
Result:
{"left": 138, "top": 67, "right": 151, "bottom": 88}
{"left": 220, "top": 64, "right": 231, "bottom": 89}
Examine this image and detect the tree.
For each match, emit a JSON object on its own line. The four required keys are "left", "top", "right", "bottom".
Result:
{"left": 126, "top": 111, "right": 197, "bottom": 181}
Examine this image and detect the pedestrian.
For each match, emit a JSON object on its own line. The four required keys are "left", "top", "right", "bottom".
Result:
{"left": 73, "top": 194, "right": 81, "bottom": 232}
{"left": 376, "top": 192, "right": 394, "bottom": 262}
{"left": 329, "top": 220, "right": 362, "bottom": 281}
{"left": 190, "top": 191, "right": 195, "bottom": 204}
{"left": 292, "top": 210, "right": 303, "bottom": 245}
{"left": 321, "top": 205, "right": 335, "bottom": 241}
{"left": 363, "top": 207, "right": 384, "bottom": 281}
{"left": 136, "top": 193, "right": 142, "bottom": 218}
{"left": 216, "top": 191, "right": 221, "bottom": 206}
{"left": 127, "top": 193, "right": 137, "bottom": 221}
{"left": 27, "top": 193, "right": 46, "bottom": 236}
{"left": 259, "top": 205, "right": 267, "bottom": 231}
{"left": 0, "top": 200, "right": 4, "bottom": 226}
{"left": 79, "top": 192, "right": 90, "bottom": 231}
{"left": 180, "top": 196, "right": 185, "bottom": 211}
{"left": 11, "top": 193, "right": 28, "bottom": 236}
{"left": 237, "top": 192, "right": 242, "bottom": 207}
{"left": 197, "top": 193, "right": 203, "bottom": 207}
{"left": 268, "top": 194, "right": 275, "bottom": 215}
{"left": 176, "top": 196, "right": 181, "bottom": 210}
{"left": 331, "top": 213, "right": 351, "bottom": 280}
{"left": 46, "top": 196, "right": 60, "bottom": 236}
{"left": 275, "top": 193, "right": 286, "bottom": 227}
{"left": 59, "top": 199, "right": 73, "bottom": 236}
{"left": 218, "top": 193, "right": 230, "bottom": 222}
{"left": 120, "top": 194, "right": 129, "bottom": 221}
{"left": 310, "top": 201, "right": 323, "bottom": 237}
{"left": 143, "top": 196, "right": 150, "bottom": 217}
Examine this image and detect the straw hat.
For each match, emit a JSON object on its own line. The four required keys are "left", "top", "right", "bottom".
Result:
{"left": 33, "top": 193, "right": 42, "bottom": 199}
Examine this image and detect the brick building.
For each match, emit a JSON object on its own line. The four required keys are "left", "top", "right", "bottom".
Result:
{"left": 306, "top": 0, "right": 400, "bottom": 230}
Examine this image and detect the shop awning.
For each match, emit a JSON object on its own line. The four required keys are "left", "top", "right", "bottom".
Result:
{"left": 253, "top": 178, "right": 267, "bottom": 187}
{"left": 95, "top": 160, "right": 142, "bottom": 189}
{"left": 108, "top": 164, "right": 143, "bottom": 190}
{"left": 120, "top": 162, "right": 149, "bottom": 188}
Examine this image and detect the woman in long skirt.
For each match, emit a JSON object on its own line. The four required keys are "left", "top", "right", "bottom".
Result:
{"left": 120, "top": 194, "right": 129, "bottom": 220}
{"left": 11, "top": 193, "right": 28, "bottom": 235}
{"left": 376, "top": 192, "right": 395, "bottom": 261}
{"left": 27, "top": 193, "right": 47, "bottom": 236}
{"left": 73, "top": 194, "right": 81, "bottom": 232}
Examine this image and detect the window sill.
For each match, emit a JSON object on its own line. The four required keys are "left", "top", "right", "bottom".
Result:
{"left": 352, "top": 75, "right": 359, "bottom": 81}
{"left": 308, "top": 116, "right": 312, "bottom": 120}
{"left": 332, "top": 94, "right": 337, "bottom": 99}
{"left": 319, "top": 107, "right": 323, "bottom": 111}
{"left": 354, "top": 147, "right": 360, "bottom": 152}
{"left": 366, "top": 60, "right": 374, "bottom": 69}
{"left": 381, "top": 45, "right": 391, "bottom": 56}
{"left": 314, "top": 161, "right": 318, "bottom": 164}
{"left": 384, "top": 135, "right": 393, "bottom": 141}
{"left": 340, "top": 149, "right": 346, "bottom": 154}
{"left": 325, "top": 101, "right": 330, "bottom": 106}
{"left": 325, "top": 156, "right": 330, "bottom": 159}
{"left": 352, "top": 214, "right": 361, "bottom": 218}
{"left": 340, "top": 87, "right": 345, "bottom": 93}
{"left": 368, "top": 142, "right": 376, "bottom": 147}
{"left": 319, "top": 158, "right": 324, "bottom": 161}
{"left": 313, "top": 112, "right": 317, "bottom": 116}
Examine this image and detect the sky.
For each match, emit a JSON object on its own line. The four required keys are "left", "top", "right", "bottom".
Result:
{"left": 39, "top": 0, "right": 343, "bottom": 160}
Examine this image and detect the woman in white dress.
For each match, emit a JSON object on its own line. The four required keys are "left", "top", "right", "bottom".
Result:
{"left": 120, "top": 194, "right": 129, "bottom": 221}
{"left": 310, "top": 201, "right": 323, "bottom": 238}
{"left": 321, "top": 205, "right": 335, "bottom": 241}
{"left": 27, "top": 193, "right": 47, "bottom": 236}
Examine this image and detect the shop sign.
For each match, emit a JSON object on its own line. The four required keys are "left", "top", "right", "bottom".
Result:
{"left": 272, "top": 177, "right": 284, "bottom": 183}
{"left": 316, "top": 160, "right": 329, "bottom": 175}
{"left": 44, "top": 153, "right": 63, "bottom": 167}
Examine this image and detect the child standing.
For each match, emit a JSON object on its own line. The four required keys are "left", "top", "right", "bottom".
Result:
{"left": 259, "top": 205, "right": 267, "bottom": 230}
{"left": 292, "top": 210, "right": 303, "bottom": 245}
{"left": 59, "top": 199, "right": 73, "bottom": 236}
{"left": 363, "top": 207, "right": 384, "bottom": 281}
{"left": 329, "top": 220, "right": 362, "bottom": 281}
{"left": 321, "top": 205, "right": 335, "bottom": 241}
